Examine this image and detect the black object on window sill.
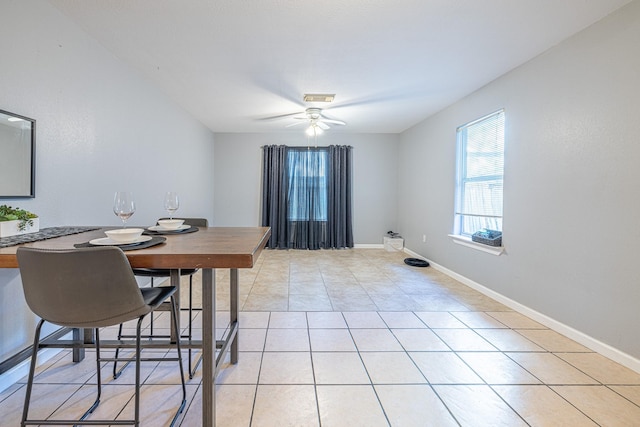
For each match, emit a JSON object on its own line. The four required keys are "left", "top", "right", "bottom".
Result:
{"left": 471, "top": 229, "right": 502, "bottom": 247}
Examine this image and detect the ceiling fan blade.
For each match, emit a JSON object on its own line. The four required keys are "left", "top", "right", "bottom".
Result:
{"left": 258, "top": 111, "right": 306, "bottom": 121}
{"left": 285, "top": 121, "right": 307, "bottom": 128}
{"left": 316, "top": 121, "right": 330, "bottom": 130}
{"left": 320, "top": 118, "right": 346, "bottom": 126}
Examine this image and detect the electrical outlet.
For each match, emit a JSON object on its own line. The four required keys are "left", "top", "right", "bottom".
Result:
{"left": 422, "top": 234, "right": 426, "bottom": 243}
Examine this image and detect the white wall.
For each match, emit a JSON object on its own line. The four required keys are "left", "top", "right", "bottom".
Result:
{"left": 398, "top": 1, "right": 640, "bottom": 359}
{"left": 0, "top": 0, "right": 215, "bottom": 362}
{"left": 213, "top": 133, "right": 399, "bottom": 244}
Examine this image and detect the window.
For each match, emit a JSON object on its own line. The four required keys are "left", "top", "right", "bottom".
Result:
{"left": 287, "top": 148, "right": 328, "bottom": 221}
{"left": 454, "top": 110, "right": 505, "bottom": 237}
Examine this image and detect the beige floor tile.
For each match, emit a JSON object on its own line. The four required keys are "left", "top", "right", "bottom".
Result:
{"left": 391, "top": 328, "right": 449, "bottom": 351}
{"left": 343, "top": 311, "right": 386, "bottom": 328}
{"left": 259, "top": 352, "right": 314, "bottom": 384}
{"left": 459, "top": 352, "right": 541, "bottom": 385}
{"left": 378, "top": 311, "right": 427, "bottom": 328}
{"left": 252, "top": 384, "right": 319, "bottom": 427}
{"left": 216, "top": 352, "right": 262, "bottom": 385}
{"left": 433, "top": 329, "right": 498, "bottom": 351}
{"left": 232, "top": 327, "right": 266, "bottom": 352}
{"left": 452, "top": 311, "right": 508, "bottom": 328}
{"left": 493, "top": 385, "right": 598, "bottom": 427}
{"left": 475, "top": 328, "right": 545, "bottom": 352}
{"left": 414, "top": 312, "right": 467, "bottom": 328}
{"left": 264, "top": 328, "right": 310, "bottom": 352}
{"left": 552, "top": 385, "right": 640, "bottom": 426}
{"left": 375, "top": 384, "right": 458, "bottom": 427}
{"left": 307, "top": 311, "right": 348, "bottom": 328}
{"left": 410, "top": 352, "right": 483, "bottom": 384}
{"left": 507, "top": 353, "right": 599, "bottom": 384}
{"left": 0, "top": 383, "right": 83, "bottom": 425}
{"left": 289, "top": 293, "right": 334, "bottom": 311}
{"left": 516, "top": 329, "right": 590, "bottom": 352}
{"left": 330, "top": 293, "right": 378, "bottom": 311}
{"left": 242, "top": 294, "right": 288, "bottom": 311}
{"left": 239, "top": 311, "right": 271, "bottom": 329}
{"left": 309, "top": 329, "right": 357, "bottom": 352}
{"left": 555, "top": 352, "right": 640, "bottom": 385}
{"left": 609, "top": 385, "right": 640, "bottom": 405}
{"left": 411, "top": 295, "right": 471, "bottom": 311}
{"left": 179, "top": 384, "right": 256, "bottom": 427}
{"left": 486, "top": 311, "right": 546, "bottom": 329}
{"left": 268, "top": 311, "right": 308, "bottom": 328}
{"left": 317, "top": 385, "right": 388, "bottom": 427}
{"left": 350, "top": 329, "right": 403, "bottom": 351}
{"left": 434, "top": 384, "right": 528, "bottom": 426}
{"left": 312, "top": 352, "right": 370, "bottom": 385}
{"left": 360, "top": 352, "right": 427, "bottom": 384}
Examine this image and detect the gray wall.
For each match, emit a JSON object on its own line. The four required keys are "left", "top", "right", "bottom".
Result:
{"left": 398, "top": 1, "right": 640, "bottom": 359}
{"left": 0, "top": 1, "right": 215, "bottom": 363}
{"left": 213, "top": 133, "right": 399, "bottom": 244}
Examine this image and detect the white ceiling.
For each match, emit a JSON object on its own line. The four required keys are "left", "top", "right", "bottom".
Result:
{"left": 49, "top": 0, "right": 630, "bottom": 134}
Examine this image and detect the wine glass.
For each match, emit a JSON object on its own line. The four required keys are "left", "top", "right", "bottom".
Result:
{"left": 164, "top": 192, "right": 179, "bottom": 219}
{"left": 113, "top": 191, "right": 135, "bottom": 228}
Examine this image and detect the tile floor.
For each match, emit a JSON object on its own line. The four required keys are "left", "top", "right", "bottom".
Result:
{"left": 1, "top": 248, "right": 640, "bottom": 426}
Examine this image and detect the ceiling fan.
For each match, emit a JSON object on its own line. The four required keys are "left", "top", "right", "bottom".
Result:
{"left": 285, "top": 108, "right": 346, "bottom": 135}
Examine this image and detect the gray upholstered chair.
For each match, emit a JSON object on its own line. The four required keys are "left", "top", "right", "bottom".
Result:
{"left": 16, "top": 246, "right": 186, "bottom": 427}
{"left": 123, "top": 217, "right": 208, "bottom": 379}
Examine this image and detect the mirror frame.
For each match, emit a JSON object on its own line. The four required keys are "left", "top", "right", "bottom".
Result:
{"left": 0, "top": 109, "right": 36, "bottom": 198}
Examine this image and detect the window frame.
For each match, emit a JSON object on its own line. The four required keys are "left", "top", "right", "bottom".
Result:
{"left": 453, "top": 109, "right": 505, "bottom": 251}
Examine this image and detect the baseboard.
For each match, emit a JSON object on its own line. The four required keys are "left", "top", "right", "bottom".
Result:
{"left": 354, "top": 243, "right": 384, "bottom": 249}
{"left": 403, "top": 248, "right": 640, "bottom": 374}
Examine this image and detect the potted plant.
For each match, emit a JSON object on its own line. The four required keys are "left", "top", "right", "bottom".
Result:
{"left": 0, "top": 205, "right": 39, "bottom": 237}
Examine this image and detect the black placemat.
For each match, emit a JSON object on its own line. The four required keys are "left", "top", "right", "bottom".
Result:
{"left": 143, "top": 226, "right": 199, "bottom": 236}
{"left": 0, "top": 226, "right": 101, "bottom": 248}
{"left": 74, "top": 236, "right": 166, "bottom": 251}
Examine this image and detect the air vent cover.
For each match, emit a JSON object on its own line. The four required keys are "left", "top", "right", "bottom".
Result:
{"left": 303, "top": 94, "right": 335, "bottom": 103}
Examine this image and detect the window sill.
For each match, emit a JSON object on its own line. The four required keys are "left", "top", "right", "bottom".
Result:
{"left": 448, "top": 234, "right": 504, "bottom": 256}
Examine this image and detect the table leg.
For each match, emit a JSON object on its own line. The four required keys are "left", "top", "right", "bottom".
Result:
{"left": 230, "top": 268, "right": 239, "bottom": 364}
{"left": 170, "top": 269, "right": 181, "bottom": 342}
{"left": 202, "top": 268, "right": 215, "bottom": 427}
{"left": 72, "top": 328, "right": 90, "bottom": 362}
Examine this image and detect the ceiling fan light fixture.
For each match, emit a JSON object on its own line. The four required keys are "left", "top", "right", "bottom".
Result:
{"left": 303, "top": 94, "right": 335, "bottom": 103}
{"left": 306, "top": 124, "right": 323, "bottom": 136}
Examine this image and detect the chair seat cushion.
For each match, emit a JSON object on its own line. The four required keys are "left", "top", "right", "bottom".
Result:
{"left": 132, "top": 268, "right": 198, "bottom": 277}
{"left": 141, "top": 286, "right": 177, "bottom": 309}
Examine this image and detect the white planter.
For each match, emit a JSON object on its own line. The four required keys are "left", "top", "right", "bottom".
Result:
{"left": 0, "top": 218, "right": 39, "bottom": 238}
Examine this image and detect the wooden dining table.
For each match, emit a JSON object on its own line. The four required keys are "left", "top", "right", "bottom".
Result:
{"left": 0, "top": 226, "right": 271, "bottom": 427}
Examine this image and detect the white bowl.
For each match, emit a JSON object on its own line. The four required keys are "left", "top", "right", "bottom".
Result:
{"left": 105, "top": 228, "right": 144, "bottom": 243}
{"left": 157, "top": 219, "right": 185, "bottom": 230}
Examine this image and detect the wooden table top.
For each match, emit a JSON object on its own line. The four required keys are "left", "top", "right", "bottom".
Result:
{"left": 0, "top": 226, "right": 271, "bottom": 269}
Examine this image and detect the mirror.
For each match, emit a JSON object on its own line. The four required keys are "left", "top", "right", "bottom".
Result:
{"left": 0, "top": 109, "right": 35, "bottom": 198}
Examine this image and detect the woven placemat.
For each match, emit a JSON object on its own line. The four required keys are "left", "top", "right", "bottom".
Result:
{"left": 74, "top": 235, "right": 166, "bottom": 251}
{"left": 0, "top": 226, "right": 101, "bottom": 248}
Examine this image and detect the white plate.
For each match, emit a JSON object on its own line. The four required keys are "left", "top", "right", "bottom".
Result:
{"left": 89, "top": 235, "right": 153, "bottom": 246}
{"left": 148, "top": 225, "right": 191, "bottom": 231}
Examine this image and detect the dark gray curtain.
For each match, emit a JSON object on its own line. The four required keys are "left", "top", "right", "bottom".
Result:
{"left": 261, "top": 144, "right": 353, "bottom": 250}
{"left": 260, "top": 145, "right": 289, "bottom": 248}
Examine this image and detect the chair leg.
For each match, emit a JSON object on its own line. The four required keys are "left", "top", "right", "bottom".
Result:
{"left": 188, "top": 274, "right": 193, "bottom": 378}
{"left": 168, "top": 294, "right": 187, "bottom": 426}
{"left": 21, "top": 323, "right": 104, "bottom": 426}
{"left": 135, "top": 317, "right": 144, "bottom": 427}
{"left": 21, "top": 319, "right": 44, "bottom": 426}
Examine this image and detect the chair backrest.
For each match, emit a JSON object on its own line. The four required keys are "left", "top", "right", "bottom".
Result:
{"left": 158, "top": 217, "right": 208, "bottom": 227}
{"left": 17, "top": 247, "right": 151, "bottom": 328}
